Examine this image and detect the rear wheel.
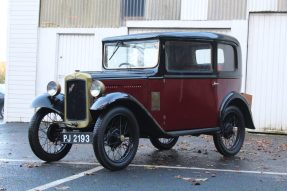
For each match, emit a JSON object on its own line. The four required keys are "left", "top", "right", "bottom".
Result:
{"left": 213, "top": 106, "right": 245, "bottom": 157}
{"left": 150, "top": 137, "right": 178, "bottom": 150}
{"left": 93, "top": 107, "right": 139, "bottom": 171}
{"left": 28, "top": 108, "right": 72, "bottom": 162}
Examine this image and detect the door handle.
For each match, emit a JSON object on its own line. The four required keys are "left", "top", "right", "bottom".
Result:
{"left": 212, "top": 82, "right": 220, "bottom": 86}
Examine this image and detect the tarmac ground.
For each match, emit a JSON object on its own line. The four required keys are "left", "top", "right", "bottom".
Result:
{"left": 0, "top": 123, "right": 287, "bottom": 191}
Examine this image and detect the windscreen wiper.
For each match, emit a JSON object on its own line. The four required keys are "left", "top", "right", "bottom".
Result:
{"left": 109, "top": 41, "right": 123, "bottom": 61}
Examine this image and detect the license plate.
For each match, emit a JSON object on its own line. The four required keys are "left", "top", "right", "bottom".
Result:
{"left": 62, "top": 132, "right": 93, "bottom": 144}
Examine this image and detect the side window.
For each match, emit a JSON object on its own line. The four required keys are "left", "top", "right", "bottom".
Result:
{"left": 165, "top": 41, "right": 213, "bottom": 73}
{"left": 217, "top": 44, "right": 235, "bottom": 72}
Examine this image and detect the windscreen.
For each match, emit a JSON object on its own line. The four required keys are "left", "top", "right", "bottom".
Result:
{"left": 104, "top": 40, "right": 159, "bottom": 69}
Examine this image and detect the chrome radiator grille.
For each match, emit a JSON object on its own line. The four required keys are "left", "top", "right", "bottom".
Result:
{"left": 66, "top": 79, "right": 86, "bottom": 120}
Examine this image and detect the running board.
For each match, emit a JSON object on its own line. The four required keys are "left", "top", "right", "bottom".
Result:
{"left": 166, "top": 127, "right": 220, "bottom": 137}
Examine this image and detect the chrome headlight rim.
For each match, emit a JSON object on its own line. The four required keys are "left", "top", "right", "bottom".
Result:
{"left": 90, "top": 80, "right": 105, "bottom": 97}
{"left": 47, "top": 81, "right": 61, "bottom": 97}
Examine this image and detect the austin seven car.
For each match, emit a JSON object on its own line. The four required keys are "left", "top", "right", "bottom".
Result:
{"left": 28, "top": 32, "right": 255, "bottom": 171}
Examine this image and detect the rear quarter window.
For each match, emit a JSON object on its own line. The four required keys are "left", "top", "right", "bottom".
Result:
{"left": 217, "top": 44, "right": 236, "bottom": 72}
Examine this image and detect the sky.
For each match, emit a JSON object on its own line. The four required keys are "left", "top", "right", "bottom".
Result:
{"left": 0, "top": 0, "right": 7, "bottom": 62}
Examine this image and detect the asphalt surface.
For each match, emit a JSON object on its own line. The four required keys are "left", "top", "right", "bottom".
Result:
{"left": 0, "top": 123, "right": 287, "bottom": 191}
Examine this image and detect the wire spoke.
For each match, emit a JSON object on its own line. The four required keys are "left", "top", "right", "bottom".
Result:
{"left": 37, "top": 111, "right": 67, "bottom": 154}
{"left": 103, "top": 115, "right": 134, "bottom": 163}
{"left": 220, "top": 113, "right": 240, "bottom": 150}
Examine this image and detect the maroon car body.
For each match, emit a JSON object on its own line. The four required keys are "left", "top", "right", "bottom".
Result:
{"left": 29, "top": 32, "right": 255, "bottom": 171}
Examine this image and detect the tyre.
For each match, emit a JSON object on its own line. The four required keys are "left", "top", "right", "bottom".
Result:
{"left": 28, "top": 108, "right": 72, "bottom": 162}
{"left": 0, "top": 106, "right": 3, "bottom": 119}
{"left": 93, "top": 107, "right": 139, "bottom": 171}
{"left": 213, "top": 106, "right": 245, "bottom": 157}
{"left": 150, "top": 137, "right": 178, "bottom": 150}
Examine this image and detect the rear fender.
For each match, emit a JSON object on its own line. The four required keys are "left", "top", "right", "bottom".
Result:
{"left": 220, "top": 92, "right": 255, "bottom": 129}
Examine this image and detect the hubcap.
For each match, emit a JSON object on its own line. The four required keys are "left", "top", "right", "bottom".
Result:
{"left": 222, "top": 124, "right": 234, "bottom": 139}
{"left": 120, "top": 135, "right": 125, "bottom": 142}
{"left": 47, "top": 123, "right": 61, "bottom": 142}
{"left": 104, "top": 115, "right": 133, "bottom": 162}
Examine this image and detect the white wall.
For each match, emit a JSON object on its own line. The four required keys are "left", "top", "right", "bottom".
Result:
{"left": 0, "top": 0, "right": 7, "bottom": 62}
{"left": 6, "top": 0, "right": 40, "bottom": 122}
{"left": 36, "top": 28, "right": 127, "bottom": 95}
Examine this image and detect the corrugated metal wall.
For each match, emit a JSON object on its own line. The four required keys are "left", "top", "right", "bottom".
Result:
{"left": 144, "top": 0, "right": 181, "bottom": 20}
{"left": 40, "top": 0, "right": 182, "bottom": 28}
{"left": 40, "top": 0, "right": 121, "bottom": 27}
{"left": 247, "top": 0, "right": 278, "bottom": 11}
{"left": 181, "top": 0, "right": 208, "bottom": 20}
{"left": 207, "top": 0, "right": 247, "bottom": 20}
{"left": 39, "top": 0, "right": 287, "bottom": 27}
{"left": 128, "top": 27, "right": 230, "bottom": 35}
{"left": 6, "top": 0, "right": 40, "bottom": 122}
{"left": 278, "top": 0, "right": 287, "bottom": 11}
{"left": 246, "top": 13, "right": 287, "bottom": 132}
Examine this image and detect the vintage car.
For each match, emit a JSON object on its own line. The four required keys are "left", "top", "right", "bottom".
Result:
{"left": 28, "top": 32, "right": 255, "bottom": 171}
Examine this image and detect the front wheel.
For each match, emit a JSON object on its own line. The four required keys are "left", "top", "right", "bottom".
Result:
{"left": 93, "top": 107, "right": 139, "bottom": 171}
{"left": 213, "top": 106, "right": 245, "bottom": 157}
{"left": 28, "top": 108, "right": 72, "bottom": 162}
{"left": 150, "top": 137, "right": 178, "bottom": 150}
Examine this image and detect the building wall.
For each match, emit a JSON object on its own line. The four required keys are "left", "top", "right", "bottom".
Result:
{"left": 6, "top": 0, "right": 40, "bottom": 122}
{"left": 247, "top": 0, "right": 278, "bottom": 11}
{"left": 145, "top": 0, "right": 181, "bottom": 20}
{"left": 181, "top": 0, "right": 208, "bottom": 20}
{"left": 36, "top": 28, "right": 127, "bottom": 95}
{"left": 207, "top": 0, "right": 247, "bottom": 20}
{"left": 40, "top": 0, "right": 121, "bottom": 28}
{"left": 278, "top": 0, "right": 287, "bottom": 11}
{"left": 7, "top": 0, "right": 287, "bottom": 131}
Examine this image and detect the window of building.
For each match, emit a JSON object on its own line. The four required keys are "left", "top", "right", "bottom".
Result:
{"left": 165, "top": 41, "right": 213, "bottom": 73}
{"left": 217, "top": 44, "right": 236, "bottom": 72}
{"left": 123, "top": 0, "right": 145, "bottom": 17}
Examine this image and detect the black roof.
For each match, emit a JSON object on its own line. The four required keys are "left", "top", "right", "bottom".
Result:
{"left": 102, "top": 32, "right": 239, "bottom": 45}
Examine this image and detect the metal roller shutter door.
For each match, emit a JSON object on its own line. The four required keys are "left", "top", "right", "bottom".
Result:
{"left": 246, "top": 13, "right": 287, "bottom": 132}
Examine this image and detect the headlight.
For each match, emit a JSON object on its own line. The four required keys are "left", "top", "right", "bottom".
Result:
{"left": 47, "top": 81, "right": 61, "bottom": 96}
{"left": 90, "top": 80, "right": 105, "bottom": 97}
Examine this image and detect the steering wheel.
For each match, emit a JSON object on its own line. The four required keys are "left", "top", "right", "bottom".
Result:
{"left": 118, "top": 63, "right": 135, "bottom": 68}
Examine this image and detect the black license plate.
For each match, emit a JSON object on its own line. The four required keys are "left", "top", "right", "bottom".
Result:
{"left": 62, "top": 132, "right": 93, "bottom": 144}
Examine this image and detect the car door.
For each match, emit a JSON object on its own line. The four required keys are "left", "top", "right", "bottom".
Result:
{"left": 161, "top": 40, "right": 218, "bottom": 131}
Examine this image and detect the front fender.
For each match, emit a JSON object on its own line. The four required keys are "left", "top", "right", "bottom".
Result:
{"left": 220, "top": 92, "right": 255, "bottom": 129}
{"left": 90, "top": 92, "right": 136, "bottom": 111}
{"left": 31, "top": 93, "right": 64, "bottom": 114}
{"left": 90, "top": 92, "right": 167, "bottom": 137}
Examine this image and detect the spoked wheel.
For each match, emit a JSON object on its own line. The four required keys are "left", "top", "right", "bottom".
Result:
{"left": 150, "top": 137, "right": 178, "bottom": 150}
{"left": 93, "top": 107, "right": 139, "bottom": 171}
{"left": 213, "top": 106, "right": 245, "bottom": 157}
{"left": 28, "top": 108, "right": 72, "bottom": 162}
